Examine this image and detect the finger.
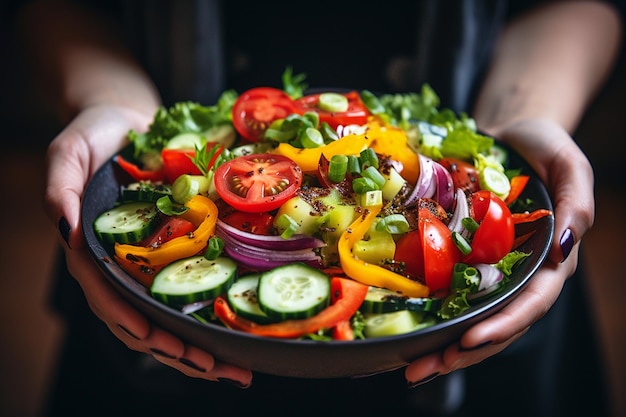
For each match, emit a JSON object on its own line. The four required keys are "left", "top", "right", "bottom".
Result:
{"left": 150, "top": 344, "right": 253, "bottom": 386}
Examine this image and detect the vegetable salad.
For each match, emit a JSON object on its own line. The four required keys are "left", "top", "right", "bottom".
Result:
{"left": 93, "top": 69, "right": 552, "bottom": 341}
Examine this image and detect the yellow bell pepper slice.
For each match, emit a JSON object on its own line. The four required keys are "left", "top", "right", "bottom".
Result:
{"left": 115, "top": 195, "right": 218, "bottom": 266}
{"left": 272, "top": 132, "right": 371, "bottom": 172}
{"left": 338, "top": 203, "right": 430, "bottom": 298}
{"left": 366, "top": 119, "right": 420, "bottom": 184}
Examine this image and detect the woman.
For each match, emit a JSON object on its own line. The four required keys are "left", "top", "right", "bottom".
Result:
{"left": 13, "top": 0, "right": 622, "bottom": 415}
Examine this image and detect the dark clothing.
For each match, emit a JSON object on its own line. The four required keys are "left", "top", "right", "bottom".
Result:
{"left": 34, "top": 1, "right": 612, "bottom": 416}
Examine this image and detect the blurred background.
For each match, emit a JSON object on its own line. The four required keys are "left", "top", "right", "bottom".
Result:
{"left": 1, "top": 4, "right": 625, "bottom": 417}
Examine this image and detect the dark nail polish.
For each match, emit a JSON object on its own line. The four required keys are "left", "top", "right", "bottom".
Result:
{"left": 217, "top": 377, "right": 251, "bottom": 389}
{"left": 149, "top": 348, "right": 176, "bottom": 359}
{"left": 459, "top": 340, "right": 492, "bottom": 352}
{"left": 179, "top": 357, "right": 206, "bottom": 373}
{"left": 58, "top": 217, "right": 71, "bottom": 248}
{"left": 408, "top": 372, "right": 440, "bottom": 389}
{"left": 559, "top": 228, "right": 574, "bottom": 263}
{"left": 117, "top": 324, "right": 140, "bottom": 340}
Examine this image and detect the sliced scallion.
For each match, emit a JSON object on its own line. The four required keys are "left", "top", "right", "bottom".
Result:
{"left": 452, "top": 231, "right": 473, "bottom": 256}
{"left": 328, "top": 154, "right": 348, "bottom": 183}
{"left": 318, "top": 92, "right": 349, "bottom": 112}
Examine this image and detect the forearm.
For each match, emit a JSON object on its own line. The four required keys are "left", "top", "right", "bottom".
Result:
{"left": 473, "top": 1, "right": 622, "bottom": 136}
{"left": 15, "top": 0, "right": 160, "bottom": 124}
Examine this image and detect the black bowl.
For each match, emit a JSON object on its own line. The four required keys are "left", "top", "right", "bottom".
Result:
{"left": 81, "top": 145, "right": 553, "bottom": 378}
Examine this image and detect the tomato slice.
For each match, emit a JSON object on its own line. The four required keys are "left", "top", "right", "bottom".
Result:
{"left": 232, "top": 87, "right": 296, "bottom": 142}
{"left": 220, "top": 209, "right": 274, "bottom": 235}
{"left": 294, "top": 91, "right": 370, "bottom": 129}
{"left": 214, "top": 153, "right": 303, "bottom": 213}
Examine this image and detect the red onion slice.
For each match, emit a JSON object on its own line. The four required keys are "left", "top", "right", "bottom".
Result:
{"left": 216, "top": 219, "right": 325, "bottom": 250}
{"left": 467, "top": 263, "right": 504, "bottom": 301}
{"left": 405, "top": 154, "right": 436, "bottom": 206}
{"left": 432, "top": 161, "right": 454, "bottom": 210}
{"left": 447, "top": 189, "right": 470, "bottom": 237}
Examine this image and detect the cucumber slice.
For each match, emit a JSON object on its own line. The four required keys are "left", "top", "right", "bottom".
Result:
{"left": 94, "top": 201, "right": 159, "bottom": 244}
{"left": 360, "top": 286, "right": 442, "bottom": 314}
{"left": 363, "top": 310, "right": 436, "bottom": 338}
{"left": 151, "top": 256, "right": 236, "bottom": 308}
{"left": 121, "top": 182, "right": 172, "bottom": 203}
{"left": 165, "top": 132, "right": 205, "bottom": 149}
{"left": 479, "top": 166, "right": 511, "bottom": 199}
{"left": 257, "top": 263, "right": 331, "bottom": 320}
{"left": 227, "top": 274, "right": 272, "bottom": 324}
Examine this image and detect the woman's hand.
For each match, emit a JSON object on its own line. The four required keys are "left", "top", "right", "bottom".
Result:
{"left": 405, "top": 118, "right": 594, "bottom": 385}
{"left": 43, "top": 104, "right": 253, "bottom": 386}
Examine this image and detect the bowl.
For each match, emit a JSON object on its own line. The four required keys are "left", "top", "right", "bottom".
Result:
{"left": 81, "top": 144, "right": 554, "bottom": 378}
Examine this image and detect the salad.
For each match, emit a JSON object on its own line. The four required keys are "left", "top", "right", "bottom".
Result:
{"left": 92, "top": 69, "right": 552, "bottom": 341}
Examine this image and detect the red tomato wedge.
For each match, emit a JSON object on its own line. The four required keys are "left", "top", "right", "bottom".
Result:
{"left": 232, "top": 87, "right": 296, "bottom": 142}
{"left": 161, "top": 144, "right": 223, "bottom": 184}
{"left": 213, "top": 153, "right": 303, "bottom": 213}
{"left": 294, "top": 91, "right": 370, "bottom": 129}
{"left": 394, "top": 207, "right": 460, "bottom": 293}
{"left": 463, "top": 190, "right": 515, "bottom": 265}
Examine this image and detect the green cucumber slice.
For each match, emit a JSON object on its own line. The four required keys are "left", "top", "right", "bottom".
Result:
{"left": 363, "top": 310, "right": 436, "bottom": 338}
{"left": 121, "top": 182, "right": 172, "bottom": 203}
{"left": 360, "top": 286, "right": 442, "bottom": 314}
{"left": 227, "top": 274, "right": 272, "bottom": 324}
{"left": 257, "top": 263, "right": 331, "bottom": 320}
{"left": 151, "top": 256, "right": 236, "bottom": 308}
{"left": 94, "top": 201, "right": 159, "bottom": 244}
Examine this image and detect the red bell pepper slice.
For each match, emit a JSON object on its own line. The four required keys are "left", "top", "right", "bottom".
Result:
{"left": 213, "top": 277, "right": 368, "bottom": 339}
{"left": 512, "top": 209, "right": 553, "bottom": 224}
{"left": 504, "top": 175, "right": 530, "bottom": 205}
{"left": 115, "top": 154, "right": 165, "bottom": 182}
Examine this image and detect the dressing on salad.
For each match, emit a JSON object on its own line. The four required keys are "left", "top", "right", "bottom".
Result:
{"left": 93, "top": 69, "right": 552, "bottom": 341}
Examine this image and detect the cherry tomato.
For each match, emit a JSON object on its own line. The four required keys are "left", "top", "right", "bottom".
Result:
{"left": 232, "top": 87, "right": 296, "bottom": 142}
{"left": 214, "top": 153, "right": 303, "bottom": 213}
{"left": 161, "top": 144, "right": 223, "bottom": 184}
{"left": 394, "top": 207, "right": 460, "bottom": 293}
{"left": 438, "top": 157, "right": 480, "bottom": 193}
{"left": 463, "top": 190, "right": 515, "bottom": 265}
{"left": 294, "top": 91, "right": 370, "bottom": 129}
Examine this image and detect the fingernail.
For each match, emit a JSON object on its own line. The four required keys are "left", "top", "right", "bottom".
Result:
{"left": 117, "top": 324, "right": 140, "bottom": 340}
{"left": 459, "top": 340, "right": 492, "bottom": 352}
{"left": 149, "top": 348, "right": 176, "bottom": 359}
{"left": 559, "top": 228, "right": 574, "bottom": 263}
{"left": 179, "top": 357, "right": 206, "bottom": 373}
{"left": 217, "top": 377, "right": 251, "bottom": 389}
{"left": 408, "top": 372, "right": 440, "bottom": 389}
{"left": 58, "top": 217, "right": 71, "bottom": 248}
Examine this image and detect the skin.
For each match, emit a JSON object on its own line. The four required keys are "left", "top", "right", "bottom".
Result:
{"left": 16, "top": 0, "right": 622, "bottom": 388}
